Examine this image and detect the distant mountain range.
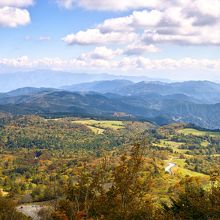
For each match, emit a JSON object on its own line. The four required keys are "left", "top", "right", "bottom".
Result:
{"left": 61, "top": 80, "right": 133, "bottom": 94}
{"left": 62, "top": 80, "right": 220, "bottom": 104}
{"left": 0, "top": 70, "right": 168, "bottom": 92}
{"left": 1, "top": 79, "right": 220, "bottom": 129}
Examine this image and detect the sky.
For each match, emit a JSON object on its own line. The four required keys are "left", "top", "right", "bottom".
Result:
{"left": 0, "top": 0, "right": 220, "bottom": 81}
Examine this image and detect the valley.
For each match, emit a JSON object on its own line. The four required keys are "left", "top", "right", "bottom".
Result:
{"left": 0, "top": 115, "right": 219, "bottom": 219}
{"left": 1, "top": 0, "right": 220, "bottom": 218}
{"left": 1, "top": 78, "right": 220, "bottom": 220}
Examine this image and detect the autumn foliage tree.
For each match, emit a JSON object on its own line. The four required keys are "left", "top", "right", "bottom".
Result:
{"left": 0, "top": 194, "right": 29, "bottom": 220}
{"left": 163, "top": 176, "right": 220, "bottom": 220}
{"left": 54, "top": 144, "right": 158, "bottom": 219}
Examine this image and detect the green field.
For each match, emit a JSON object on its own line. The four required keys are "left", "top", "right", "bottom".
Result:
{"left": 172, "top": 158, "right": 207, "bottom": 177}
{"left": 178, "top": 128, "right": 220, "bottom": 137}
{"left": 156, "top": 140, "right": 187, "bottom": 153}
{"left": 73, "top": 119, "right": 124, "bottom": 134}
{"left": 158, "top": 140, "right": 207, "bottom": 177}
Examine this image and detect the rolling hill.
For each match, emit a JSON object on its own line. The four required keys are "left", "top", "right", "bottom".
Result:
{"left": 1, "top": 86, "right": 220, "bottom": 129}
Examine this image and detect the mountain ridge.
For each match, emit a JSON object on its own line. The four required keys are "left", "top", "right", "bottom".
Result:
{"left": 1, "top": 85, "right": 220, "bottom": 129}
{"left": 0, "top": 70, "right": 169, "bottom": 92}
{"left": 62, "top": 79, "right": 220, "bottom": 104}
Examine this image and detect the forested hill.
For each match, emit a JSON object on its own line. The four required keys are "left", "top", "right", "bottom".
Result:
{"left": 1, "top": 85, "right": 220, "bottom": 129}
{"left": 0, "top": 116, "right": 219, "bottom": 219}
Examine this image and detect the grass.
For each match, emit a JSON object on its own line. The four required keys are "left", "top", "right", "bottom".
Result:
{"left": 155, "top": 140, "right": 187, "bottom": 153}
{"left": 178, "top": 128, "right": 220, "bottom": 137}
{"left": 201, "top": 141, "right": 210, "bottom": 147}
{"left": 172, "top": 158, "right": 207, "bottom": 177}
{"left": 86, "top": 125, "right": 104, "bottom": 134}
{"left": 73, "top": 119, "right": 124, "bottom": 134}
{"left": 158, "top": 140, "right": 208, "bottom": 178}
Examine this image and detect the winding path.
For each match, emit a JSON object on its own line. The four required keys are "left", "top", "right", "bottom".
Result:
{"left": 165, "top": 162, "right": 176, "bottom": 174}
{"left": 16, "top": 204, "right": 43, "bottom": 220}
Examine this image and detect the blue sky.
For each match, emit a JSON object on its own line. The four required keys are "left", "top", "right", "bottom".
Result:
{"left": 0, "top": 0, "right": 125, "bottom": 58}
{"left": 0, "top": 0, "right": 220, "bottom": 81}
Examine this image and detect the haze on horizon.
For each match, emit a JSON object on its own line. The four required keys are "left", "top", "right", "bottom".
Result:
{"left": 0, "top": 0, "right": 220, "bottom": 82}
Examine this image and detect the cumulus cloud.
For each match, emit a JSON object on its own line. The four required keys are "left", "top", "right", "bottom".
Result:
{"left": 117, "top": 57, "right": 220, "bottom": 72}
{"left": 1, "top": 56, "right": 220, "bottom": 74}
{"left": 125, "top": 43, "right": 160, "bottom": 55}
{"left": 98, "top": 10, "right": 162, "bottom": 33}
{"left": 77, "top": 44, "right": 159, "bottom": 61}
{"left": 57, "top": 0, "right": 220, "bottom": 17}
{"left": 62, "top": 28, "right": 138, "bottom": 45}
{"left": 0, "top": 7, "right": 31, "bottom": 27}
{"left": 79, "top": 47, "right": 122, "bottom": 60}
{"left": 0, "top": 0, "right": 34, "bottom": 8}
{"left": 0, "top": 0, "right": 33, "bottom": 27}
{"left": 191, "top": 0, "right": 220, "bottom": 18}
{"left": 63, "top": 0, "right": 220, "bottom": 46}
{"left": 57, "top": 0, "right": 159, "bottom": 11}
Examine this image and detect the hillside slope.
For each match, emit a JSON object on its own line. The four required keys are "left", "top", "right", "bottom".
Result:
{"left": 1, "top": 89, "right": 220, "bottom": 128}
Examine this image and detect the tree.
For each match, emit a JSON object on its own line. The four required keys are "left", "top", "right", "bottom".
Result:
{"left": 54, "top": 144, "right": 158, "bottom": 220}
{"left": 163, "top": 177, "right": 220, "bottom": 220}
{"left": 94, "top": 144, "right": 156, "bottom": 220}
{"left": 0, "top": 195, "right": 29, "bottom": 220}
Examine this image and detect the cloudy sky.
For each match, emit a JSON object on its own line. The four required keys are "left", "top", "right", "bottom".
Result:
{"left": 0, "top": 0, "right": 220, "bottom": 81}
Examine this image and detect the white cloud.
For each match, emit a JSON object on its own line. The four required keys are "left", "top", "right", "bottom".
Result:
{"left": 77, "top": 44, "right": 159, "bottom": 61}
{"left": 57, "top": 0, "right": 220, "bottom": 16}
{"left": 191, "top": 0, "right": 220, "bottom": 18}
{"left": 0, "top": 0, "right": 33, "bottom": 28}
{"left": 117, "top": 57, "right": 220, "bottom": 72}
{"left": 63, "top": 0, "right": 220, "bottom": 46}
{"left": 79, "top": 47, "right": 122, "bottom": 60}
{"left": 125, "top": 43, "right": 160, "bottom": 55}
{"left": 0, "top": 0, "right": 33, "bottom": 8}
{"left": 98, "top": 10, "right": 162, "bottom": 33}
{"left": 57, "top": 0, "right": 160, "bottom": 11}
{"left": 0, "top": 7, "right": 30, "bottom": 27}
{"left": 62, "top": 28, "right": 138, "bottom": 45}
{"left": 1, "top": 56, "right": 220, "bottom": 74}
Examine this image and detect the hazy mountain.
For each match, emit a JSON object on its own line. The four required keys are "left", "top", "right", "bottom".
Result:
{"left": 61, "top": 80, "right": 134, "bottom": 93}
{"left": 117, "top": 81, "right": 220, "bottom": 104}
{"left": 0, "top": 70, "right": 164, "bottom": 92}
{"left": 62, "top": 80, "right": 220, "bottom": 104}
{"left": 3, "top": 87, "right": 56, "bottom": 97}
